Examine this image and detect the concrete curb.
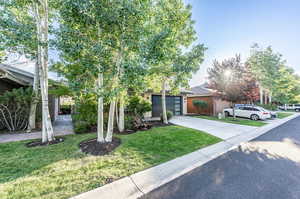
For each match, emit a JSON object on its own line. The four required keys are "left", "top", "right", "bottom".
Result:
{"left": 70, "top": 113, "right": 299, "bottom": 199}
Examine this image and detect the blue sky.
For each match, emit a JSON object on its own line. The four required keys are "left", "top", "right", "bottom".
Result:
{"left": 186, "top": 0, "right": 300, "bottom": 86}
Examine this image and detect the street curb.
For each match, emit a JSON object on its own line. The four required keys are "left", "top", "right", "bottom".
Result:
{"left": 70, "top": 113, "right": 299, "bottom": 199}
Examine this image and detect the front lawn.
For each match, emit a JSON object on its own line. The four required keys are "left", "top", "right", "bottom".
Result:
{"left": 195, "top": 115, "right": 267, "bottom": 127}
{"left": 0, "top": 125, "right": 221, "bottom": 199}
{"left": 277, "top": 112, "right": 294, "bottom": 119}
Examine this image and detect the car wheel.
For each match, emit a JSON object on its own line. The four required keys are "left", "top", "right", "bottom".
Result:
{"left": 295, "top": 108, "right": 300, "bottom": 112}
{"left": 224, "top": 111, "right": 230, "bottom": 117}
{"left": 250, "top": 114, "right": 259, "bottom": 121}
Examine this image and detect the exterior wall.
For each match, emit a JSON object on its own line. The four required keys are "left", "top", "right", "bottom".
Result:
{"left": 213, "top": 97, "right": 231, "bottom": 116}
{"left": 187, "top": 96, "right": 214, "bottom": 115}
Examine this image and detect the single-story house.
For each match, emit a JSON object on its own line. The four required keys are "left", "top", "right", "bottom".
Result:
{"left": 187, "top": 84, "right": 231, "bottom": 116}
{"left": 143, "top": 89, "right": 193, "bottom": 118}
{"left": 0, "top": 63, "right": 59, "bottom": 121}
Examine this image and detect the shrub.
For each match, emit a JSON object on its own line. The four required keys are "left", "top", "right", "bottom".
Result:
{"left": 192, "top": 100, "right": 208, "bottom": 114}
{"left": 124, "top": 115, "right": 134, "bottom": 130}
{"left": 127, "top": 96, "right": 151, "bottom": 118}
{"left": 160, "top": 110, "right": 173, "bottom": 122}
{"left": 255, "top": 103, "right": 277, "bottom": 111}
{"left": 0, "top": 88, "right": 33, "bottom": 132}
{"left": 74, "top": 121, "right": 90, "bottom": 134}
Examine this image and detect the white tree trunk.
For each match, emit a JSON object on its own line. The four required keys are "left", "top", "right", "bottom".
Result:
{"left": 118, "top": 93, "right": 125, "bottom": 132}
{"left": 106, "top": 100, "right": 116, "bottom": 142}
{"left": 269, "top": 92, "right": 272, "bottom": 104}
{"left": 264, "top": 91, "right": 268, "bottom": 104}
{"left": 27, "top": 61, "right": 39, "bottom": 132}
{"left": 259, "top": 87, "right": 263, "bottom": 104}
{"left": 162, "top": 80, "right": 168, "bottom": 124}
{"left": 97, "top": 73, "right": 104, "bottom": 143}
{"left": 35, "top": 0, "right": 54, "bottom": 143}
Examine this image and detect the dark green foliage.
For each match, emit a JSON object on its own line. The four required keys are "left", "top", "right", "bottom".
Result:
{"left": 124, "top": 115, "right": 134, "bottom": 130}
{"left": 161, "top": 110, "right": 173, "bottom": 122}
{"left": 193, "top": 100, "right": 208, "bottom": 109}
{"left": 255, "top": 103, "right": 278, "bottom": 111}
{"left": 127, "top": 96, "right": 152, "bottom": 118}
{"left": 0, "top": 87, "right": 33, "bottom": 132}
{"left": 74, "top": 121, "right": 90, "bottom": 134}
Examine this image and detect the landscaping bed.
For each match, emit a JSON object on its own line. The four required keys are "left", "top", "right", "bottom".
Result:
{"left": 195, "top": 115, "right": 267, "bottom": 127}
{"left": 0, "top": 125, "right": 221, "bottom": 199}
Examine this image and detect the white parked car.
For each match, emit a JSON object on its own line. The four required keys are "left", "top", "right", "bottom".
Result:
{"left": 278, "top": 104, "right": 300, "bottom": 112}
{"left": 223, "top": 106, "right": 271, "bottom": 120}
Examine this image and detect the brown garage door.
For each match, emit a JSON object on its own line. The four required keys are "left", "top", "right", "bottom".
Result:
{"left": 187, "top": 96, "right": 214, "bottom": 115}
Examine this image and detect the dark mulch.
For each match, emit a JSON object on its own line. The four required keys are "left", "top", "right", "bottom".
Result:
{"left": 26, "top": 137, "right": 65, "bottom": 148}
{"left": 116, "top": 121, "right": 174, "bottom": 135}
{"left": 79, "top": 137, "right": 121, "bottom": 156}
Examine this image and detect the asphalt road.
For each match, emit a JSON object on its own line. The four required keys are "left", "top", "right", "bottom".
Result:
{"left": 141, "top": 116, "right": 300, "bottom": 199}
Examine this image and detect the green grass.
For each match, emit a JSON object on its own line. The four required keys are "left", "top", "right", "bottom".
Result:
{"left": 195, "top": 115, "right": 267, "bottom": 127}
{"left": 277, "top": 112, "right": 294, "bottom": 119}
{"left": 0, "top": 126, "right": 221, "bottom": 199}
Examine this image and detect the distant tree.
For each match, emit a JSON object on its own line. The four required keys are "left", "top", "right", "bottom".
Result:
{"left": 145, "top": 1, "right": 206, "bottom": 124}
{"left": 192, "top": 100, "right": 208, "bottom": 114}
{"left": 247, "top": 44, "right": 283, "bottom": 103}
{"left": 208, "top": 55, "right": 256, "bottom": 118}
{"left": 273, "top": 66, "right": 300, "bottom": 104}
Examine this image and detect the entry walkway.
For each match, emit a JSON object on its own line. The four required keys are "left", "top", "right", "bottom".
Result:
{"left": 170, "top": 116, "right": 258, "bottom": 140}
{"left": 0, "top": 115, "right": 74, "bottom": 143}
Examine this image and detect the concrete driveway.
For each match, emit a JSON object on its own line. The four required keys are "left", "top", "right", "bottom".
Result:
{"left": 169, "top": 116, "right": 258, "bottom": 140}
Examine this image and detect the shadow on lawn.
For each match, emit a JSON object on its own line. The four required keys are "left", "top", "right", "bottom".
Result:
{"left": 0, "top": 134, "right": 93, "bottom": 184}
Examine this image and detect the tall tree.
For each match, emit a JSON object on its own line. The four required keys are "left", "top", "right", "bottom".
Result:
{"left": 34, "top": 0, "right": 54, "bottom": 142}
{"left": 247, "top": 44, "right": 283, "bottom": 104}
{"left": 146, "top": 1, "right": 204, "bottom": 124}
{"left": 0, "top": 0, "right": 54, "bottom": 142}
{"left": 0, "top": 0, "right": 39, "bottom": 131}
{"left": 272, "top": 66, "right": 300, "bottom": 104}
{"left": 55, "top": 0, "right": 153, "bottom": 142}
{"left": 208, "top": 55, "right": 256, "bottom": 118}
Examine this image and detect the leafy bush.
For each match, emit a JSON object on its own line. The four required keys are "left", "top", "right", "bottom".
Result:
{"left": 160, "top": 110, "right": 173, "bottom": 122}
{"left": 124, "top": 115, "right": 134, "bottom": 130}
{"left": 192, "top": 100, "right": 208, "bottom": 113}
{"left": 73, "top": 100, "right": 97, "bottom": 126}
{"left": 0, "top": 88, "right": 33, "bottom": 132}
{"left": 255, "top": 103, "right": 278, "bottom": 111}
{"left": 74, "top": 120, "right": 90, "bottom": 134}
{"left": 127, "top": 96, "right": 151, "bottom": 118}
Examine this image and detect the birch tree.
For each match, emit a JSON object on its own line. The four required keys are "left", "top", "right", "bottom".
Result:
{"left": 146, "top": 1, "right": 205, "bottom": 124}
{"left": 0, "top": 0, "right": 40, "bottom": 132}
{"left": 56, "top": 0, "right": 153, "bottom": 142}
{"left": 34, "top": 0, "right": 54, "bottom": 142}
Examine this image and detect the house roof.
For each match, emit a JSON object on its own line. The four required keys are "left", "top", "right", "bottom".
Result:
{"left": 190, "top": 83, "right": 216, "bottom": 96}
{"left": 0, "top": 64, "right": 33, "bottom": 85}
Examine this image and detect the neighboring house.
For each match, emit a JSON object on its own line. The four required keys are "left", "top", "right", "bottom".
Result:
{"left": 0, "top": 63, "right": 59, "bottom": 121}
{"left": 144, "top": 89, "right": 192, "bottom": 118}
{"left": 187, "top": 84, "right": 231, "bottom": 116}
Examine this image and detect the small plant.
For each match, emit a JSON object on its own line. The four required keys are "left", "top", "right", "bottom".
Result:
{"left": 160, "top": 110, "right": 173, "bottom": 122}
{"left": 192, "top": 100, "right": 208, "bottom": 114}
